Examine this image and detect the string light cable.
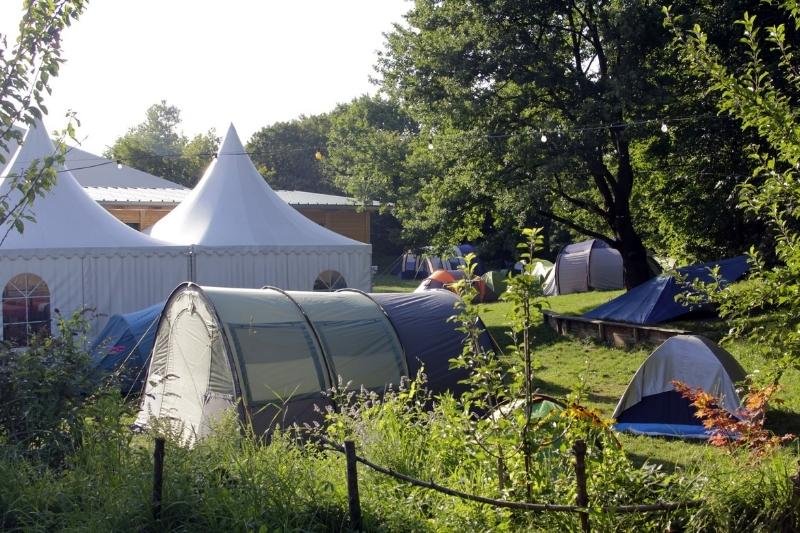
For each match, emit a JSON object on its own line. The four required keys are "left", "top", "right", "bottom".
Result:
{"left": 5, "top": 112, "right": 718, "bottom": 174}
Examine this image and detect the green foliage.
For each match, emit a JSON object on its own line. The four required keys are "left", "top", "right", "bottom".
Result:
{"left": 106, "top": 100, "right": 219, "bottom": 187}
{"left": 0, "top": 310, "right": 105, "bottom": 465}
{"left": 377, "top": 0, "right": 727, "bottom": 286}
{"left": 247, "top": 113, "right": 338, "bottom": 193}
{"left": 0, "top": 0, "right": 85, "bottom": 236}
{"left": 666, "top": 1, "right": 800, "bottom": 376}
{"left": 325, "top": 95, "right": 418, "bottom": 208}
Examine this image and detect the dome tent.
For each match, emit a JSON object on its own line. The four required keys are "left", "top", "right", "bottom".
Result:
{"left": 89, "top": 301, "right": 164, "bottom": 391}
{"left": 583, "top": 256, "right": 749, "bottom": 325}
{"left": 135, "top": 284, "right": 498, "bottom": 442}
{"left": 0, "top": 119, "right": 188, "bottom": 342}
{"left": 543, "top": 239, "right": 623, "bottom": 296}
{"left": 149, "top": 124, "right": 371, "bottom": 291}
{"left": 613, "top": 335, "right": 746, "bottom": 439}
{"left": 414, "top": 270, "right": 495, "bottom": 302}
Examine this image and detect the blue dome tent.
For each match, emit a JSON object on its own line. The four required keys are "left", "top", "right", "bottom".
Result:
{"left": 613, "top": 335, "right": 746, "bottom": 438}
{"left": 583, "top": 256, "right": 749, "bottom": 325}
{"left": 89, "top": 301, "right": 164, "bottom": 390}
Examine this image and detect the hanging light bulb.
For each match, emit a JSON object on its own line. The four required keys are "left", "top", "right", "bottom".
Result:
{"left": 660, "top": 122, "right": 669, "bottom": 133}
{"left": 540, "top": 133, "right": 547, "bottom": 143}
{"left": 314, "top": 150, "right": 324, "bottom": 161}
{"left": 427, "top": 142, "right": 434, "bottom": 150}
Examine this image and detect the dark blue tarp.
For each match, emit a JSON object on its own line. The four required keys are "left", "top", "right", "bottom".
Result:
{"left": 90, "top": 301, "right": 164, "bottom": 390}
{"left": 583, "top": 256, "right": 749, "bottom": 325}
{"left": 372, "top": 290, "right": 497, "bottom": 396}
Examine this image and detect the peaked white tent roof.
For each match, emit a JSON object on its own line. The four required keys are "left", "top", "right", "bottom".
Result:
{"left": 149, "top": 124, "right": 365, "bottom": 246}
{"left": 0, "top": 119, "right": 168, "bottom": 249}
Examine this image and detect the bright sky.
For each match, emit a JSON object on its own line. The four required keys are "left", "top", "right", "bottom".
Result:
{"left": 0, "top": 0, "right": 410, "bottom": 154}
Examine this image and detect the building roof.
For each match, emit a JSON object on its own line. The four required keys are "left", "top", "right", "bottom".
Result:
{"left": 148, "top": 124, "right": 367, "bottom": 247}
{"left": 66, "top": 146, "right": 186, "bottom": 189}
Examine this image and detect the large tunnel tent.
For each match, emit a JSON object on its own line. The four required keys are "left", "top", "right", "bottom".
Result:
{"left": 543, "top": 239, "right": 623, "bottom": 296}
{"left": 136, "top": 285, "right": 499, "bottom": 442}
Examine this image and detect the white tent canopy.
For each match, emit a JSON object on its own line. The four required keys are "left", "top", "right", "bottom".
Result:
{"left": 0, "top": 120, "right": 167, "bottom": 249}
{"left": 0, "top": 120, "right": 371, "bottom": 347}
{"left": 150, "top": 124, "right": 362, "bottom": 247}
{"left": 149, "top": 124, "right": 371, "bottom": 291}
{"left": 0, "top": 119, "right": 188, "bottom": 344}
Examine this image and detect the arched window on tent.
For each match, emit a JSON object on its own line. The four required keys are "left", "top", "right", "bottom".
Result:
{"left": 313, "top": 271, "right": 347, "bottom": 291}
{"left": 3, "top": 273, "right": 50, "bottom": 346}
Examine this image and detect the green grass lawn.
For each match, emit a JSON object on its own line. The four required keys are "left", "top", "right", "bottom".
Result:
{"left": 372, "top": 277, "right": 800, "bottom": 472}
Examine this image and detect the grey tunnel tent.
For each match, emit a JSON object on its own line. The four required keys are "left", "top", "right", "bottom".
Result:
{"left": 136, "top": 284, "right": 497, "bottom": 442}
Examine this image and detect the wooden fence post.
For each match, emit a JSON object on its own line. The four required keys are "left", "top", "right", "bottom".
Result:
{"left": 344, "top": 440, "right": 363, "bottom": 531}
{"left": 152, "top": 437, "right": 166, "bottom": 521}
{"left": 573, "top": 439, "right": 590, "bottom": 533}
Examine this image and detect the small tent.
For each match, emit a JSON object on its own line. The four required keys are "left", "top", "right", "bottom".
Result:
{"left": 89, "top": 301, "right": 163, "bottom": 391}
{"left": 613, "top": 335, "right": 746, "bottom": 438}
{"left": 415, "top": 270, "right": 495, "bottom": 302}
{"left": 543, "top": 239, "right": 623, "bottom": 296}
{"left": 583, "top": 256, "right": 749, "bottom": 325}
{"left": 482, "top": 270, "right": 508, "bottom": 300}
{"left": 396, "top": 247, "right": 466, "bottom": 279}
{"left": 136, "top": 284, "right": 498, "bottom": 442}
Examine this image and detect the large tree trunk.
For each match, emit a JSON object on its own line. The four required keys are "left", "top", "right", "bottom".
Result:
{"left": 613, "top": 212, "right": 652, "bottom": 289}
{"left": 610, "top": 133, "right": 652, "bottom": 289}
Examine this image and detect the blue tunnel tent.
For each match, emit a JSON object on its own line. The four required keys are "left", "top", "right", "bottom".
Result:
{"left": 613, "top": 335, "right": 746, "bottom": 439}
{"left": 136, "top": 284, "right": 499, "bottom": 442}
{"left": 583, "top": 256, "right": 749, "bottom": 325}
{"left": 369, "top": 290, "right": 496, "bottom": 396}
{"left": 90, "top": 301, "right": 164, "bottom": 391}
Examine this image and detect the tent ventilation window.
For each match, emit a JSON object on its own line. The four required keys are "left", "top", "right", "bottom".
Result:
{"left": 2, "top": 273, "right": 50, "bottom": 346}
{"left": 313, "top": 270, "right": 347, "bottom": 291}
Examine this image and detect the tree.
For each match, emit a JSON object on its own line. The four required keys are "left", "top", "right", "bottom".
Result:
{"left": 377, "top": 0, "right": 759, "bottom": 287}
{"left": 666, "top": 1, "right": 800, "bottom": 374}
{"left": 105, "top": 101, "right": 218, "bottom": 187}
{"left": 326, "top": 95, "right": 418, "bottom": 204}
{"left": 247, "top": 114, "right": 337, "bottom": 193}
{"left": 0, "top": 0, "right": 86, "bottom": 235}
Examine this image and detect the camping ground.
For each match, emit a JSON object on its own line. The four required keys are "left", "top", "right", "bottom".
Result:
{"left": 377, "top": 276, "right": 800, "bottom": 471}
{"left": 0, "top": 277, "right": 796, "bottom": 531}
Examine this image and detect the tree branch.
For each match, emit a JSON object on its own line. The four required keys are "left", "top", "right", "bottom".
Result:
{"left": 536, "top": 208, "right": 616, "bottom": 243}
{"left": 552, "top": 175, "right": 610, "bottom": 221}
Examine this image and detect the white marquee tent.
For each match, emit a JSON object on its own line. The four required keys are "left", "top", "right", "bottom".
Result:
{"left": 0, "top": 120, "right": 188, "bottom": 344}
{"left": 0, "top": 121, "right": 371, "bottom": 346}
{"left": 149, "top": 124, "right": 371, "bottom": 291}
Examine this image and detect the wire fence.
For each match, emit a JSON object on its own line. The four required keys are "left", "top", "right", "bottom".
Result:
{"left": 151, "top": 435, "right": 704, "bottom": 532}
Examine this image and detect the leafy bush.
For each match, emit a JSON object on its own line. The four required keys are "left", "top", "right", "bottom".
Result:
{"left": 0, "top": 311, "right": 104, "bottom": 465}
